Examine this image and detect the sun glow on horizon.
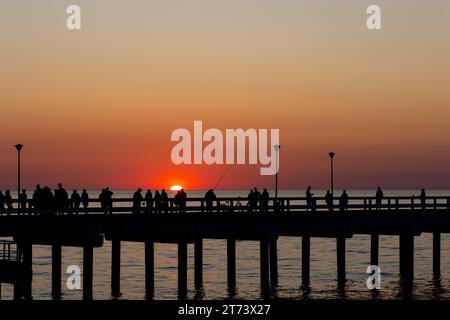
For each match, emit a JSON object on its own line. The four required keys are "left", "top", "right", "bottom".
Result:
{"left": 170, "top": 185, "right": 183, "bottom": 191}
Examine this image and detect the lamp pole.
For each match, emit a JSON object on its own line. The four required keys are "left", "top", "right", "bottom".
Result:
{"left": 328, "top": 152, "right": 335, "bottom": 197}
{"left": 274, "top": 145, "right": 281, "bottom": 200}
{"left": 15, "top": 144, "right": 24, "bottom": 208}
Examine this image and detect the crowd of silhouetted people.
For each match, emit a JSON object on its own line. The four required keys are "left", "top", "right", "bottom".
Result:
{"left": 0, "top": 184, "right": 433, "bottom": 216}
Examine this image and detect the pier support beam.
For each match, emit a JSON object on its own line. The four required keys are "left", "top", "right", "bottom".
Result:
{"left": 194, "top": 239, "right": 203, "bottom": 289}
{"left": 111, "top": 240, "right": 121, "bottom": 298}
{"left": 260, "top": 239, "right": 270, "bottom": 296}
{"left": 336, "top": 237, "right": 346, "bottom": 289}
{"left": 83, "top": 245, "right": 93, "bottom": 300}
{"left": 370, "top": 234, "right": 379, "bottom": 266}
{"left": 52, "top": 244, "right": 62, "bottom": 300}
{"left": 269, "top": 239, "right": 278, "bottom": 287}
{"left": 433, "top": 232, "right": 441, "bottom": 279}
{"left": 302, "top": 236, "right": 310, "bottom": 287}
{"left": 13, "top": 281, "right": 22, "bottom": 300}
{"left": 145, "top": 240, "right": 154, "bottom": 299}
{"left": 22, "top": 242, "right": 32, "bottom": 300}
{"left": 227, "top": 239, "right": 236, "bottom": 292}
{"left": 178, "top": 242, "right": 188, "bottom": 299}
{"left": 399, "top": 234, "right": 414, "bottom": 287}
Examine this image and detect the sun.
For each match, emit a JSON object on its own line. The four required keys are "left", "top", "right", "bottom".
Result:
{"left": 170, "top": 185, "right": 183, "bottom": 191}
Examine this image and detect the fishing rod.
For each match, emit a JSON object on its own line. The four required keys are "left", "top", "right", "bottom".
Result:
{"left": 213, "top": 166, "right": 231, "bottom": 191}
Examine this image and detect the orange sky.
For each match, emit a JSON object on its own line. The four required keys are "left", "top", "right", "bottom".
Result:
{"left": 1, "top": 0, "right": 450, "bottom": 190}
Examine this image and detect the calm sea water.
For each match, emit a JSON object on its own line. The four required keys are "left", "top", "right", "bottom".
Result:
{"left": 1, "top": 189, "right": 450, "bottom": 300}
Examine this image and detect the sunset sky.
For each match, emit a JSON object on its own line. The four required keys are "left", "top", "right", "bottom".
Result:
{"left": 1, "top": 0, "right": 450, "bottom": 190}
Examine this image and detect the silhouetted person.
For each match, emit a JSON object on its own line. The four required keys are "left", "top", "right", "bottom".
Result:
{"left": 0, "top": 191, "right": 5, "bottom": 215}
{"left": 179, "top": 189, "right": 187, "bottom": 213}
{"left": 339, "top": 190, "right": 349, "bottom": 212}
{"left": 106, "top": 187, "right": 113, "bottom": 214}
{"left": 161, "top": 189, "right": 168, "bottom": 213}
{"left": 325, "top": 190, "right": 333, "bottom": 211}
{"left": 420, "top": 189, "right": 426, "bottom": 210}
{"left": 247, "top": 189, "right": 254, "bottom": 212}
{"left": 204, "top": 189, "right": 216, "bottom": 212}
{"left": 260, "top": 188, "right": 269, "bottom": 212}
{"left": 41, "top": 186, "right": 54, "bottom": 215}
{"left": 253, "top": 187, "right": 261, "bottom": 208}
{"left": 154, "top": 190, "right": 162, "bottom": 213}
{"left": 145, "top": 189, "right": 153, "bottom": 214}
{"left": 375, "top": 187, "right": 383, "bottom": 210}
{"left": 133, "top": 188, "right": 144, "bottom": 214}
{"left": 99, "top": 188, "right": 107, "bottom": 213}
{"left": 54, "top": 183, "right": 68, "bottom": 215}
{"left": 81, "top": 189, "right": 89, "bottom": 214}
{"left": 306, "top": 186, "right": 314, "bottom": 210}
{"left": 19, "top": 189, "right": 28, "bottom": 214}
{"left": 4, "top": 190, "right": 13, "bottom": 215}
{"left": 71, "top": 190, "right": 81, "bottom": 214}
{"left": 174, "top": 190, "right": 181, "bottom": 210}
{"left": 33, "top": 184, "right": 42, "bottom": 215}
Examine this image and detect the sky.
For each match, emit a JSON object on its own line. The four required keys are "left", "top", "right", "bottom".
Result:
{"left": 1, "top": 0, "right": 450, "bottom": 190}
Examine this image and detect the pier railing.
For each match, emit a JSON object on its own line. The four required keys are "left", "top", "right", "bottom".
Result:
{"left": 0, "top": 240, "right": 22, "bottom": 262}
{"left": 2, "top": 195, "right": 450, "bottom": 215}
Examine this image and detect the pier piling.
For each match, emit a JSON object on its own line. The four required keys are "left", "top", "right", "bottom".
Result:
{"left": 145, "top": 240, "right": 154, "bottom": 299}
{"left": 83, "top": 245, "right": 93, "bottom": 300}
{"left": 302, "top": 236, "right": 311, "bottom": 287}
{"left": 51, "top": 244, "right": 62, "bottom": 299}
{"left": 194, "top": 239, "right": 203, "bottom": 289}
{"left": 269, "top": 239, "right": 278, "bottom": 287}
{"left": 336, "top": 237, "right": 346, "bottom": 289}
{"left": 22, "top": 241, "right": 32, "bottom": 300}
{"left": 433, "top": 232, "right": 440, "bottom": 279}
{"left": 399, "top": 234, "right": 414, "bottom": 286}
{"left": 227, "top": 238, "right": 236, "bottom": 291}
{"left": 111, "top": 239, "right": 121, "bottom": 298}
{"left": 260, "top": 239, "right": 270, "bottom": 295}
{"left": 370, "top": 234, "right": 379, "bottom": 266}
{"left": 178, "top": 242, "right": 188, "bottom": 299}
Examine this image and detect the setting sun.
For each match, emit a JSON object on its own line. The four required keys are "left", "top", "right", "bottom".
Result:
{"left": 170, "top": 185, "right": 183, "bottom": 191}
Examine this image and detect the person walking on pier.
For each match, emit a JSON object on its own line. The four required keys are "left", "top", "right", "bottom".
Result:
{"left": 4, "top": 190, "right": 13, "bottom": 215}
{"left": 145, "top": 189, "right": 153, "bottom": 214}
{"left": 70, "top": 190, "right": 82, "bottom": 214}
{"left": 247, "top": 189, "right": 254, "bottom": 212}
{"left": 204, "top": 189, "right": 217, "bottom": 213}
{"left": 133, "top": 188, "right": 144, "bottom": 214}
{"left": 253, "top": 187, "right": 261, "bottom": 209}
{"left": 0, "top": 190, "right": 5, "bottom": 215}
{"left": 54, "top": 183, "right": 69, "bottom": 215}
{"left": 33, "top": 184, "right": 42, "bottom": 215}
{"left": 260, "top": 188, "right": 269, "bottom": 212}
{"left": 154, "top": 190, "right": 162, "bottom": 213}
{"left": 106, "top": 187, "right": 114, "bottom": 214}
{"left": 179, "top": 189, "right": 187, "bottom": 213}
{"left": 375, "top": 186, "right": 384, "bottom": 210}
{"left": 339, "top": 190, "right": 349, "bottom": 212}
{"left": 325, "top": 190, "right": 333, "bottom": 211}
{"left": 306, "top": 186, "right": 314, "bottom": 211}
{"left": 420, "top": 188, "right": 426, "bottom": 210}
{"left": 161, "top": 189, "right": 168, "bottom": 213}
{"left": 19, "top": 189, "right": 28, "bottom": 215}
{"left": 81, "top": 189, "right": 89, "bottom": 214}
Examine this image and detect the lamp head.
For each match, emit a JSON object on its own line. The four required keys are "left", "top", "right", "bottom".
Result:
{"left": 15, "top": 144, "right": 24, "bottom": 152}
{"left": 328, "top": 152, "right": 335, "bottom": 159}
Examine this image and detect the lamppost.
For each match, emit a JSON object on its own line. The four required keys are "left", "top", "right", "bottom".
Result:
{"left": 328, "top": 152, "right": 335, "bottom": 197}
{"left": 274, "top": 145, "right": 281, "bottom": 200}
{"left": 15, "top": 144, "right": 24, "bottom": 208}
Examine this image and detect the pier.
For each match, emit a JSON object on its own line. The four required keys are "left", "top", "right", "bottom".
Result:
{"left": 1, "top": 195, "right": 450, "bottom": 300}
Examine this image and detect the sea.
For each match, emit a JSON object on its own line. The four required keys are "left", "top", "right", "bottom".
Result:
{"left": 1, "top": 189, "right": 450, "bottom": 301}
